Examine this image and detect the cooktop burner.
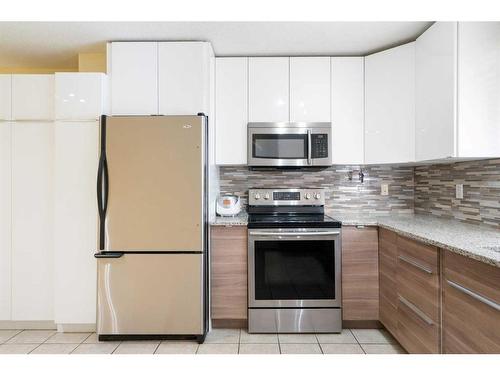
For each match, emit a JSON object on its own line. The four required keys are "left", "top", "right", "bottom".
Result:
{"left": 247, "top": 213, "right": 342, "bottom": 229}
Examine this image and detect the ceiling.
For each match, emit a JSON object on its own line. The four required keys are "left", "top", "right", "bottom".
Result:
{"left": 0, "top": 21, "right": 433, "bottom": 69}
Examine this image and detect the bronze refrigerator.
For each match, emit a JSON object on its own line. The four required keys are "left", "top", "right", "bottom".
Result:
{"left": 94, "top": 115, "right": 208, "bottom": 343}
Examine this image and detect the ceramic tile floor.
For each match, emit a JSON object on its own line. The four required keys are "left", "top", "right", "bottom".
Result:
{"left": 0, "top": 328, "right": 406, "bottom": 354}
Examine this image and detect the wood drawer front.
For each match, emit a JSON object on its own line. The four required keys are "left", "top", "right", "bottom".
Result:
{"left": 397, "top": 236, "right": 440, "bottom": 322}
{"left": 397, "top": 296, "right": 440, "bottom": 353}
{"left": 378, "top": 228, "right": 398, "bottom": 334}
{"left": 443, "top": 251, "right": 500, "bottom": 353}
{"left": 342, "top": 226, "right": 379, "bottom": 320}
{"left": 210, "top": 226, "right": 248, "bottom": 320}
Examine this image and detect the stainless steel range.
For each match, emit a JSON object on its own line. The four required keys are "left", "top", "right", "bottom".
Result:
{"left": 247, "top": 188, "right": 342, "bottom": 333}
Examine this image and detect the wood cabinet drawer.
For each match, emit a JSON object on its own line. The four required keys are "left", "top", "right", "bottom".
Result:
{"left": 342, "top": 226, "right": 379, "bottom": 321}
{"left": 397, "top": 295, "right": 440, "bottom": 353}
{"left": 378, "top": 228, "right": 398, "bottom": 334}
{"left": 397, "top": 236, "right": 440, "bottom": 323}
{"left": 210, "top": 226, "right": 248, "bottom": 320}
{"left": 443, "top": 251, "right": 500, "bottom": 353}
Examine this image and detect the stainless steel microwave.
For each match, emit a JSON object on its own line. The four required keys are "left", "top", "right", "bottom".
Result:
{"left": 247, "top": 122, "right": 332, "bottom": 167}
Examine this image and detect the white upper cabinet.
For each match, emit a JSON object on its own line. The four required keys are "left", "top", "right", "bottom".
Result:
{"left": 54, "top": 121, "right": 98, "bottom": 325}
{"left": 12, "top": 75, "right": 54, "bottom": 120}
{"left": 215, "top": 58, "right": 248, "bottom": 165}
{"left": 248, "top": 57, "right": 289, "bottom": 122}
{"left": 458, "top": 22, "right": 500, "bottom": 157}
{"left": 0, "top": 75, "right": 12, "bottom": 120}
{"left": 0, "top": 123, "right": 11, "bottom": 320}
{"left": 365, "top": 42, "right": 415, "bottom": 164}
{"left": 11, "top": 122, "right": 54, "bottom": 321}
{"left": 110, "top": 42, "right": 158, "bottom": 115}
{"left": 55, "top": 73, "right": 108, "bottom": 120}
{"left": 416, "top": 22, "right": 457, "bottom": 161}
{"left": 158, "top": 42, "right": 211, "bottom": 115}
{"left": 331, "top": 57, "right": 364, "bottom": 164}
{"left": 289, "top": 57, "right": 330, "bottom": 122}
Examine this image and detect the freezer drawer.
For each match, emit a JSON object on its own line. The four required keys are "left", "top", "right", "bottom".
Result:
{"left": 96, "top": 253, "right": 204, "bottom": 335}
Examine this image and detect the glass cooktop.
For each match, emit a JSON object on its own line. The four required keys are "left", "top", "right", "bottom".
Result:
{"left": 247, "top": 214, "right": 342, "bottom": 229}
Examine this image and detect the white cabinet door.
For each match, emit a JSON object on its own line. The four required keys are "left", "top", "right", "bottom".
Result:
{"left": 110, "top": 42, "right": 158, "bottom": 115}
{"left": 0, "top": 122, "right": 11, "bottom": 320}
{"left": 0, "top": 75, "right": 12, "bottom": 120}
{"left": 365, "top": 42, "right": 415, "bottom": 164}
{"left": 215, "top": 58, "right": 248, "bottom": 165}
{"left": 55, "top": 73, "right": 107, "bottom": 120}
{"left": 158, "top": 42, "right": 211, "bottom": 115}
{"left": 248, "top": 57, "right": 289, "bottom": 122}
{"left": 12, "top": 75, "right": 54, "bottom": 120}
{"left": 290, "top": 57, "right": 330, "bottom": 122}
{"left": 54, "top": 121, "right": 98, "bottom": 325}
{"left": 331, "top": 57, "right": 364, "bottom": 164}
{"left": 415, "top": 22, "right": 457, "bottom": 161}
{"left": 12, "top": 122, "right": 54, "bottom": 320}
{"left": 458, "top": 22, "right": 500, "bottom": 157}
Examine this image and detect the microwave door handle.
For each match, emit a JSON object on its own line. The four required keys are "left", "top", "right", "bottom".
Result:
{"left": 307, "top": 130, "right": 312, "bottom": 165}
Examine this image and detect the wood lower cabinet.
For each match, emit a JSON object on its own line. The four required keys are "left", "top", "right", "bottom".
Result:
{"left": 378, "top": 228, "right": 398, "bottom": 335}
{"left": 342, "top": 226, "right": 379, "bottom": 322}
{"left": 443, "top": 250, "right": 500, "bottom": 353}
{"left": 210, "top": 226, "right": 248, "bottom": 324}
{"left": 396, "top": 236, "right": 440, "bottom": 353}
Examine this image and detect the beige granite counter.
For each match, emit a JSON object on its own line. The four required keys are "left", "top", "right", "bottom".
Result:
{"left": 212, "top": 212, "right": 500, "bottom": 268}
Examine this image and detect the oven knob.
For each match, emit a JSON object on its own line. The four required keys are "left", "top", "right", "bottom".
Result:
{"left": 264, "top": 193, "right": 270, "bottom": 200}
{"left": 305, "top": 193, "right": 311, "bottom": 200}
{"left": 254, "top": 193, "right": 261, "bottom": 200}
{"left": 314, "top": 192, "right": 321, "bottom": 200}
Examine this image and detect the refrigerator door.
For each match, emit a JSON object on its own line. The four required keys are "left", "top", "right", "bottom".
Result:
{"left": 103, "top": 116, "right": 204, "bottom": 252}
{"left": 96, "top": 253, "right": 204, "bottom": 335}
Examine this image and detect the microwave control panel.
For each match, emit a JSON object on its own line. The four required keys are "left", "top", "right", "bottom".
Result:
{"left": 311, "top": 134, "right": 329, "bottom": 158}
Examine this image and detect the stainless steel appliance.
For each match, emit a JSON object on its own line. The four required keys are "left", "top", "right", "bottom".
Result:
{"left": 247, "top": 188, "right": 342, "bottom": 333}
{"left": 94, "top": 115, "right": 208, "bottom": 343}
{"left": 247, "top": 122, "right": 331, "bottom": 167}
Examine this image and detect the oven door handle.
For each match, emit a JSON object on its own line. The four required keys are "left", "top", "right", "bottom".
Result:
{"left": 249, "top": 231, "right": 340, "bottom": 236}
{"left": 307, "top": 129, "right": 312, "bottom": 165}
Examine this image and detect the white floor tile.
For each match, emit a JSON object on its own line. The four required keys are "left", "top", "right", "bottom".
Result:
{"left": 7, "top": 330, "right": 56, "bottom": 344}
{"left": 0, "top": 344, "right": 38, "bottom": 354}
{"left": 280, "top": 343, "right": 322, "bottom": 354}
{"left": 155, "top": 341, "right": 199, "bottom": 354}
{"left": 351, "top": 329, "right": 396, "bottom": 344}
{"left": 316, "top": 329, "right": 357, "bottom": 344}
{"left": 45, "top": 332, "right": 92, "bottom": 344}
{"left": 30, "top": 343, "right": 79, "bottom": 354}
{"left": 321, "top": 343, "right": 364, "bottom": 354}
{"left": 197, "top": 343, "right": 239, "bottom": 354}
{"left": 361, "top": 344, "right": 406, "bottom": 354}
{"left": 113, "top": 342, "right": 159, "bottom": 354}
{"left": 278, "top": 334, "right": 317, "bottom": 344}
{"left": 72, "top": 343, "right": 120, "bottom": 354}
{"left": 239, "top": 343, "right": 280, "bottom": 354}
{"left": 204, "top": 329, "right": 240, "bottom": 344}
{"left": 0, "top": 330, "right": 22, "bottom": 344}
{"left": 240, "top": 330, "right": 278, "bottom": 344}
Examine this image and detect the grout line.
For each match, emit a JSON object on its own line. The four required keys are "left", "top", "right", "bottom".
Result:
{"left": 153, "top": 342, "right": 160, "bottom": 354}
{"left": 350, "top": 328, "right": 367, "bottom": 354}
{"left": 69, "top": 333, "right": 93, "bottom": 354}
{"left": 110, "top": 341, "right": 122, "bottom": 354}
{"left": 27, "top": 331, "right": 57, "bottom": 354}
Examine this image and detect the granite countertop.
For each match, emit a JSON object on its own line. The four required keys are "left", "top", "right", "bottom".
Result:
{"left": 211, "top": 211, "right": 500, "bottom": 268}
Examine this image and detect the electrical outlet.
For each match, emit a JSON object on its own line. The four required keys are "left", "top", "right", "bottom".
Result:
{"left": 456, "top": 184, "right": 464, "bottom": 199}
{"left": 381, "top": 184, "right": 389, "bottom": 196}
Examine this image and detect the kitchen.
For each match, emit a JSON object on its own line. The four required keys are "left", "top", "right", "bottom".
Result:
{"left": 0, "top": 16, "right": 499, "bottom": 364}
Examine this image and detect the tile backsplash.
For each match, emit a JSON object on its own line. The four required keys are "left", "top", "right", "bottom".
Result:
{"left": 415, "top": 159, "right": 500, "bottom": 228}
{"left": 218, "top": 165, "right": 415, "bottom": 216}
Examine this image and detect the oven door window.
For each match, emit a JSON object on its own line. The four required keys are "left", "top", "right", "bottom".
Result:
{"left": 254, "top": 240, "right": 335, "bottom": 300}
{"left": 252, "top": 134, "right": 307, "bottom": 159}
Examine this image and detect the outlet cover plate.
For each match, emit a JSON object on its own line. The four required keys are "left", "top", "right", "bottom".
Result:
{"left": 381, "top": 184, "right": 389, "bottom": 196}
{"left": 456, "top": 184, "right": 464, "bottom": 199}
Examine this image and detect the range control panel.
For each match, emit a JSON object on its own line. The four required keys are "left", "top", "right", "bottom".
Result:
{"left": 248, "top": 188, "right": 325, "bottom": 206}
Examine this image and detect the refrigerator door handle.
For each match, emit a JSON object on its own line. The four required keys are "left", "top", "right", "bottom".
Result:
{"left": 94, "top": 252, "right": 124, "bottom": 259}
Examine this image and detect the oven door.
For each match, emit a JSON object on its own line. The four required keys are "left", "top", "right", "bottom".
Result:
{"left": 248, "top": 228, "right": 341, "bottom": 308}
